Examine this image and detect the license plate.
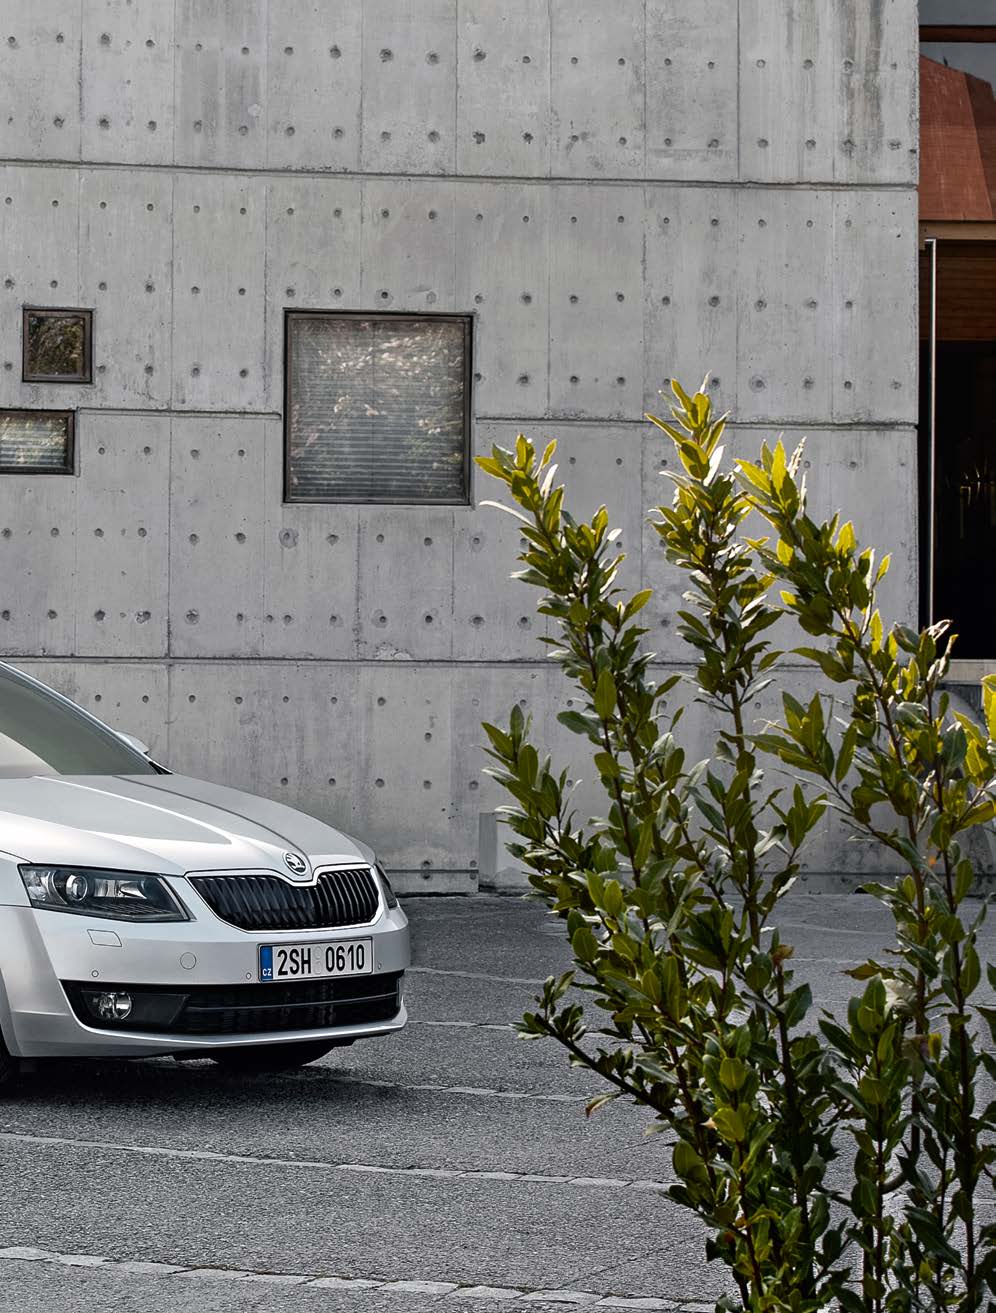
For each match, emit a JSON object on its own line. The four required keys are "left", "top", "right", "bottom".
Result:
{"left": 259, "top": 938, "right": 373, "bottom": 982}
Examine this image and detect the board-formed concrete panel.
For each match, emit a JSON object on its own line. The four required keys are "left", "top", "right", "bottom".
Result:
{"left": 352, "top": 664, "right": 457, "bottom": 870}
{"left": 736, "top": 189, "right": 834, "bottom": 422}
{"left": 0, "top": 169, "right": 88, "bottom": 414}
{"left": 645, "top": 0, "right": 738, "bottom": 182}
{"left": 261, "top": 420, "right": 359, "bottom": 660}
{"left": 167, "top": 661, "right": 359, "bottom": 838}
{"left": 739, "top": 0, "right": 835, "bottom": 183}
{"left": 835, "top": 0, "right": 918, "bottom": 184}
{"left": 465, "top": 421, "right": 645, "bottom": 659}
{"left": 74, "top": 412, "right": 169, "bottom": 658}
{"left": 173, "top": 0, "right": 266, "bottom": 169}
{"left": 356, "top": 507, "right": 456, "bottom": 661}
{"left": 640, "top": 425, "right": 688, "bottom": 661}
{"left": 0, "top": 4, "right": 81, "bottom": 162}
{"left": 263, "top": 176, "right": 363, "bottom": 409}
{"left": 0, "top": 167, "right": 81, "bottom": 412}
{"left": 549, "top": 185, "right": 643, "bottom": 419}
{"left": 454, "top": 183, "right": 550, "bottom": 418}
{"left": 168, "top": 416, "right": 267, "bottom": 658}
{"left": 81, "top": 0, "right": 175, "bottom": 166}
{"left": 80, "top": 169, "right": 172, "bottom": 407}
{"left": 456, "top": 0, "right": 551, "bottom": 178}
{"left": 643, "top": 186, "right": 738, "bottom": 420}
{"left": 798, "top": 426, "right": 918, "bottom": 629}
{"left": 0, "top": 410, "right": 168, "bottom": 662}
{"left": 546, "top": 424, "right": 644, "bottom": 597}
{"left": 0, "top": 472, "right": 77, "bottom": 657}
{"left": 452, "top": 504, "right": 544, "bottom": 662}
{"left": 550, "top": 0, "right": 645, "bottom": 179}
{"left": 171, "top": 174, "right": 266, "bottom": 410}
{"left": 455, "top": 419, "right": 556, "bottom": 662}
{"left": 265, "top": 0, "right": 362, "bottom": 172}
{"left": 358, "top": 179, "right": 457, "bottom": 313}
{"left": 451, "top": 662, "right": 547, "bottom": 873}
{"left": 360, "top": 0, "right": 457, "bottom": 175}
{"left": 832, "top": 190, "right": 917, "bottom": 423}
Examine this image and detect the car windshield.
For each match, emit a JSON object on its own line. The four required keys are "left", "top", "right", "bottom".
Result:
{"left": 0, "top": 666, "right": 157, "bottom": 778}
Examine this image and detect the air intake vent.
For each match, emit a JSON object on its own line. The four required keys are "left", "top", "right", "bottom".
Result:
{"left": 190, "top": 867, "right": 379, "bottom": 932}
{"left": 62, "top": 972, "right": 402, "bottom": 1036}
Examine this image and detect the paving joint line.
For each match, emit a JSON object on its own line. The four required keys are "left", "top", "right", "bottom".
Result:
{"left": 0, "top": 1247, "right": 713, "bottom": 1311}
{"left": 410, "top": 1020, "right": 515, "bottom": 1031}
{"left": 328, "top": 1074, "right": 589, "bottom": 1104}
{"left": 408, "top": 967, "right": 548, "bottom": 986}
{"left": 0, "top": 1131, "right": 667, "bottom": 1195}
{"left": 141, "top": 1062, "right": 589, "bottom": 1106}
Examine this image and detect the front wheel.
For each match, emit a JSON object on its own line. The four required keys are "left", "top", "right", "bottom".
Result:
{"left": 0, "top": 1031, "right": 20, "bottom": 1091}
{"left": 208, "top": 1039, "right": 348, "bottom": 1074}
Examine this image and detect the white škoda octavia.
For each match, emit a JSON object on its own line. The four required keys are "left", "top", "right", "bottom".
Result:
{"left": 0, "top": 662, "right": 409, "bottom": 1085}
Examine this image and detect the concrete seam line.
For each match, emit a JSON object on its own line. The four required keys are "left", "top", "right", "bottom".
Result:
{"left": 0, "top": 1248, "right": 691, "bottom": 1309}
{"left": 0, "top": 153, "right": 917, "bottom": 194}
{"left": 0, "top": 1131, "right": 666, "bottom": 1194}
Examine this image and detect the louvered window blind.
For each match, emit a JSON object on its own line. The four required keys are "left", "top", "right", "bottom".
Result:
{"left": 0, "top": 411, "right": 74, "bottom": 473}
{"left": 285, "top": 313, "right": 471, "bottom": 503}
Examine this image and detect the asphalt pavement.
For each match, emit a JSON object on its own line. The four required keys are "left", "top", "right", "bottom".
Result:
{"left": 0, "top": 893, "right": 992, "bottom": 1313}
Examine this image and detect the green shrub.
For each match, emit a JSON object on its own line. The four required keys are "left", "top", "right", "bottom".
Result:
{"left": 477, "top": 381, "right": 995, "bottom": 1313}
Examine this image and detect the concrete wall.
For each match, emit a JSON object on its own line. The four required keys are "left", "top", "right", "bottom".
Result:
{"left": 0, "top": 1, "right": 919, "bottom": 888}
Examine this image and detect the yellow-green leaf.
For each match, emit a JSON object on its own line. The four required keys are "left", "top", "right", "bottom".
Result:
{"left": 594, "top": 669, "right": 617, "bottom": 719}
{"left": 719, "top": 1057, "right": 747, "bottom": 1092}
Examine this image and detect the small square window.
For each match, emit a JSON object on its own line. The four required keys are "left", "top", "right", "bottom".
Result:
{"left": 22, "top": 307, "right": 93, "bottom": 384}
{"left": 284, "top": 312, "right": 473, "bottom": 504}
{"left": 0, "top": 410, "right": 75, "bottom": 473}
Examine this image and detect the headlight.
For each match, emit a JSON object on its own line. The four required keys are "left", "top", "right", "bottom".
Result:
{"left": 375, "top": 863, "right": 399, "bottom": 909}
{"left": 19, "top": 866, "right": 189, "bottom": 922}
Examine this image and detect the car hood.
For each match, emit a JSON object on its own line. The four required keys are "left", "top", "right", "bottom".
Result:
{"left": 0, "top": 773, "right": 373, "bottom": 876}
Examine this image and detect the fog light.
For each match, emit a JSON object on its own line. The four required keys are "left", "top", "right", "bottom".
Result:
{"left": 95, "top": 991, "right": 132, "bottom": 1021}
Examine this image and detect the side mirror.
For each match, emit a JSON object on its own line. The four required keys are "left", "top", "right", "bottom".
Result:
{"left": 116, "top": 731, "right": 151, "bottom": 756}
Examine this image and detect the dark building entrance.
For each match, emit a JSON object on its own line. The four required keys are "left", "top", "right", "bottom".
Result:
{"left": 919, "top": 7, "right": 996, "bottom": 657}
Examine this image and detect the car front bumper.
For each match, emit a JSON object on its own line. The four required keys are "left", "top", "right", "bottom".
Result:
{"left": 0, "top": 885, "right": 410, "bottom": 1059}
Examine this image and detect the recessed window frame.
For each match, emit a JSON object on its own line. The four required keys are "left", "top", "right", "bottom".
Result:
{"left": 920, "top": 25, "right": 996, "bottom": 41}
{"left": 22, "top": 306, "right": 93, "bottom": 385}
{"left": 0, "top": 409, "right": 76, "bottom": 475}
{"left": 282, "top": 308, "right": 475, "bottom": 507}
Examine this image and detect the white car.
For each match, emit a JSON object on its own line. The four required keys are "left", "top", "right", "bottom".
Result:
{"left": 0, "top": 661, "right": 409, "bottom": 1085}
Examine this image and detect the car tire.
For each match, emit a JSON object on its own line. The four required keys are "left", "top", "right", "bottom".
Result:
{"left": 0, "top": 1031, "right": 20, "bottom": 1090}
{"left": 208, "top": 1039, "right": 345, "bottom": 1073}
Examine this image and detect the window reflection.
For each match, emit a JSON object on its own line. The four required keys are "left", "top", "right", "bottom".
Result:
{"left": 286, "top": 315, "right": 470, "bottom": 504}
{"left": 0, "top": 412, "right": 73, "bottom": 472}
{"left": 919, "top": 2, "right": 996, "bottom": 220}
{"left": 22, "top": 308, "right": 92, "bottom": 384}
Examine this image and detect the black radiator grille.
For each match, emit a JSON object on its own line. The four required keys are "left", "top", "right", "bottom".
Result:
{"left": 178, "top": 973, "right": 401, "bottom": 1035}
{"left": 190, "top": 867, "right": 380, "bottom": 932}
